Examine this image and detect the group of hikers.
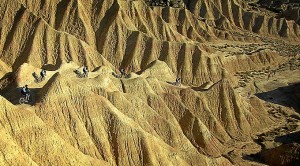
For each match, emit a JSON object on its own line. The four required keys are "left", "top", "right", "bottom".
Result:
{"left": 21, "top": 69, "right": 47, "bottom": 102}
{"left": 33, "top": 69, "right": 47, "bottom": 82}
{"left": 20, "top": 66, "right": 182, "bottom": 103}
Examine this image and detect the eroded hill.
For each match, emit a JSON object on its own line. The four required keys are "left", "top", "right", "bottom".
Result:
{"left": 0, "top": 0, "right": 300, "bottom": 165}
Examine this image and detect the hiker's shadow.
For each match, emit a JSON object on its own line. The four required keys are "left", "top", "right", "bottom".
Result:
{"left": 112, "top": 72, "right": 121, "bottom": 78}
{"left": 32, "top": 72, "right": 39, "bottom": 81}
{"left": 167, "top": 81, "right": 181, "bottom": 87}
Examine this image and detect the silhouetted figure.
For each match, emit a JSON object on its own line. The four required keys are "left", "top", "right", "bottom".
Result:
{"left": 83, "top": 66, "right": 88, "bottom": 77}
{"left": 21, "top": 85, "right": 30, "bottom": 101}
{"left": 120, "top": 69, "right": 126, "bottom": 78}
{"left": 40, "top": 69, "right": 46, "bottom": 80}
{"left": 175, "top": 77, "right": 181, "bottom": 86}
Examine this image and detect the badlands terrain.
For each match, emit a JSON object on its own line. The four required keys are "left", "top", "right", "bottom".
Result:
{"left": 0, "top": 0, "right": 300, "bottom": 165}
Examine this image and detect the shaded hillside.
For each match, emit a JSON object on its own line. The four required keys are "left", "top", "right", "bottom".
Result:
{"left": 256, "top": 0, "right": 300, "bottom": 25}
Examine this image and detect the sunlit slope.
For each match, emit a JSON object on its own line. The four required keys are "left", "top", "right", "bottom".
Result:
{"left": 0, "top": 0, "right": 299, "bottom": 165}
{"left": 0, "top": 61, "right": 276, "bottom": 165}
{"left": 1, "top": 0, "right": 297, "bottom": 82}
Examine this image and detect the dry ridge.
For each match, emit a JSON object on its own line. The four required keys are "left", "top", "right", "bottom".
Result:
{"left": 0, "top": 0, "right": 300, "bottom": 165}
{"left": 0, "top": 61, "right": 275, "bottom": 165}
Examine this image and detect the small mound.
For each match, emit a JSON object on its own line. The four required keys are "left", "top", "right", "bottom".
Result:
{"left": 14, "top": 63, "right": 41, "bottom": 87}
{"left": 121, "top": 77, "right": 156, "bottom": 99}
{"left": 37, "top": 72, "right": 79, "bottom": 102}
{"left": 140, "top": 60, "right": 176, "bottom": 82}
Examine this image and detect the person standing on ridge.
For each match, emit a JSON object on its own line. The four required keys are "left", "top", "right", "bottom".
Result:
{"left": 120, "top": 68, "right": 126, "bottom": 78}
{"left": 40, "top": 69, "right": 46, "bottom": 80}
{"left": 21, "top": 85, "right": 31, "bottom": 101}
{"left": 175, "top": 77, "right": 181, "bottom": 86}
{"left": 83, "top": 66, "right": 89, "bottom": 78}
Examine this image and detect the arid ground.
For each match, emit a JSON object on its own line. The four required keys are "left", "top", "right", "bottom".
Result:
{"left": 0, "top": 0, "right": 300, "bottom": 165}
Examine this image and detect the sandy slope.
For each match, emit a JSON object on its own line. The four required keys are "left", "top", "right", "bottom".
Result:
{"left": 0, "top": 0, "right": 300, "bottom": 165}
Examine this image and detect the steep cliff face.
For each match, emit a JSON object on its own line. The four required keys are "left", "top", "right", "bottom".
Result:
{"left": 0, "top": 0, "right": 299, "bottom": 165}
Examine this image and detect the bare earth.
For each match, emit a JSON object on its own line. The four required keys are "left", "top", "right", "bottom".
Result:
{"left": 0, "top": 0, "right": 300, "bottom": 165}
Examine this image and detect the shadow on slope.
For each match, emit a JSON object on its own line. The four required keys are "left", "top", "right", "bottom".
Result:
{"left": 275, "top": 130, "right": 300, "bottom": 145}
{"left": 192, "top": 80, "right": 222, "bottom": 91}
{"left": 255, "top": 82, "right": 300, "bottom": 112}
{"left": 244, "top": 130, "right": 300, "bottom": 165}
{"left": 0, "top": 87, "right": 41, "bottom": 105}
{"left": 0, "top": 71, "right": 58, "bottom": 105}
{"left": 42, "top": 63, "right": 62, "bottom": 71}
